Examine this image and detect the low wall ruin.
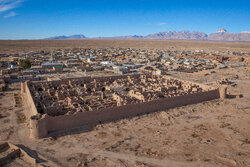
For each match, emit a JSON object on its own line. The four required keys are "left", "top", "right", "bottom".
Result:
{"left": 0, "top": 142, "right": 36, "bottom": 166}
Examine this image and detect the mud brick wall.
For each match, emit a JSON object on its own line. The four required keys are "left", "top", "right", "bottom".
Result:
{"left": 31, "top": 88, "right": 220, "bottom": 138}
{"left": 21, "top": 82, "right": 38, "bottom": 117}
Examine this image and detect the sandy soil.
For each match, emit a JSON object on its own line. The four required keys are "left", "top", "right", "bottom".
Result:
{"left": 0, "top": 39, "right": 250, "bottom": 53}
{"left": 0, "top": 66, "right": 249, "bottom": 167}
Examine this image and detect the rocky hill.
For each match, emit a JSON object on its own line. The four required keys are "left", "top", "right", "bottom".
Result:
{"left": 145, "top": 31, "right": 208, "bottom": 40}
{"left": 44, "top": 29, "right": 250, "bottom": 41}
{"left": 45, "top": 34, "right": 86, "bottom": 39}
{"left": 208, "top": 29, "right": 250, "bottom": 41}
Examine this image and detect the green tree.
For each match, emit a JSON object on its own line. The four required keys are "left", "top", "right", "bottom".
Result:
{"left": 19, "top": 58, "right": 31, "bottom": 69}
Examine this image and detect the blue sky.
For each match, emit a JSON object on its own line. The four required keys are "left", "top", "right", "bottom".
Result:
{"left": 0, "top": 0, "right": 250, "bottom": 39}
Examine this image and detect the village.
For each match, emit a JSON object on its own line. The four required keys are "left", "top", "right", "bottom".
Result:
{"left": 0, "top": 48, "right": 249, "bottom": 88}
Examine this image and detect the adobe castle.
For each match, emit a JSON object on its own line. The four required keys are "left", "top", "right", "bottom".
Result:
{"left": 21, "top": 74, "right": 225, "bottom": 138}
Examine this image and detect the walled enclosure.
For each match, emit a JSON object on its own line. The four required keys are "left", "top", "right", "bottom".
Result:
{"left": 21, "top": 74, "right": 224, "bottom": 138}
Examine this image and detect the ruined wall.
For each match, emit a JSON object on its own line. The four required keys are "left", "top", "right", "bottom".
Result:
{"left": 21, "top": 82, "right": 38, "bottom": 117}
{"left": 162, "top": 75, "right": 214, "bottom": 91}
{"left": 0, "top": 142, "right": 36, "bottom": 166}
{"left": 22, "top": 74, "right": 223, "bottom": 138}
{"left": 31, "top": 88, "right": 220, "bottom": 138}
{"left": 21, "top": 82, "right": 44, "bottom": 138}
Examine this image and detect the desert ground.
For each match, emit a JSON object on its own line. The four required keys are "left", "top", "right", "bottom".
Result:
{"left": 0, "top": 40, "right": 249, "bottom": 167}
{"left": 1, "top": 39, "right": 250, "bottom": 53}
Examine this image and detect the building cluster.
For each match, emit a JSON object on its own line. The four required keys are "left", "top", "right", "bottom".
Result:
{"left": 22, "top": 73, "right": 223, "bottom": 138}
{"left": 28, "top": 74, "right": 210, "bottom": 117}
{"left": 0, "top": 48, "right": 249, "bottom": 91}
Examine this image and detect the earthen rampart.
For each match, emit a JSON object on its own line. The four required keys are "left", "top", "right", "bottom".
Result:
{"left": 21, "top": 81, "right": 38, "bottom": 117}
{"left": 22, "top": 74, "right": 223, "bottom": 138}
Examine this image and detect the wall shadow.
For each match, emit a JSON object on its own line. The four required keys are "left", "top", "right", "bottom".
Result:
{"left": 17, "top": 144, "right": 46, "bottom": 163}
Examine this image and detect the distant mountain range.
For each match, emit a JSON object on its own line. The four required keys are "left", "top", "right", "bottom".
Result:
{"left": 45, "top": 29, "right": 250, "bottom": 41}
{"left": 45, "top": 34, "right": 86, "bottom": 40}
{"left": 144, "top": 31, "right": 208, "bottom": 40}
{"left": 207, "top": 29, "right": 250, "bottom": 41}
